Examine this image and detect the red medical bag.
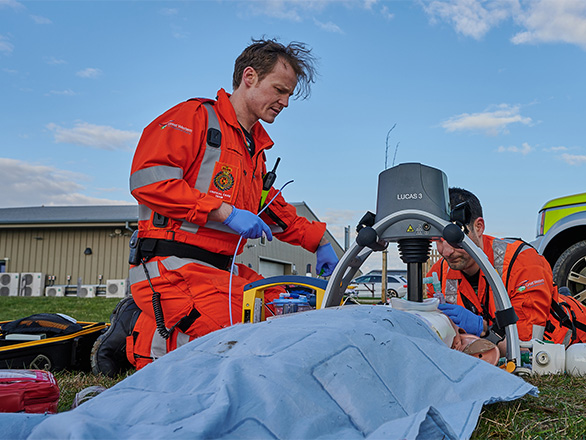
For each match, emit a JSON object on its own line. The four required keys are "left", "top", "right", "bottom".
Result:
{"left": 0, "top": 369, "right": 60, "bottom": 413}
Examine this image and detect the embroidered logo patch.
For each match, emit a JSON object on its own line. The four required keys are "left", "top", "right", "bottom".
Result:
{"left": 208, "top": 161, "right": 238, "bottom": 202}
{"left": 159, "top": 120, "right": 192, "bottom": 134}
{"left": 213, "top": 166, "right": 234, "bottom": 191}
{"left": 516, "top": 278, "right": 545, "bottom": 293}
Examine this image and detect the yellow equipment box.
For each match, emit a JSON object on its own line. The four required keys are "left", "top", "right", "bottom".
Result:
{"left": 242, "top": 275, "right": 328, "bottom": 323}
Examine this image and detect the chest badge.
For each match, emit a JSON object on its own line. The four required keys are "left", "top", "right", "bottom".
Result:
{"left": 213, "top": 166, "right": 235, "bottom": 192}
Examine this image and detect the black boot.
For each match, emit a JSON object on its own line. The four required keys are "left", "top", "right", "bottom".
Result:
{"left": 91, "top": 295, "right": 142, "bottom": 377}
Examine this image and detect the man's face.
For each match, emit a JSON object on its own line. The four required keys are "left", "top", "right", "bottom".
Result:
{"left": 435, "top": 219, "right": 483, "bottom": 274}
{"left": 247, "top": 59, "right": 297, "bottom": 124}
{"left": 436, "top": 239, "right": 476, "bottom": 272}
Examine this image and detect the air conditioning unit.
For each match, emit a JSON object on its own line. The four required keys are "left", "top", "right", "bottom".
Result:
{"left": 20, "top": 272, "right": 45, "bottom": 297}
{"left": 77, "top": 285, "right": 96, "bottom": 298}
{"left": 106, "top": 279, "right": 128, "bottom": 298}
{"left": 45, "top": 285, "right": 65, "bottom": 297}
{"left": 0, "top": 273, "right": 20, "bottom": 297}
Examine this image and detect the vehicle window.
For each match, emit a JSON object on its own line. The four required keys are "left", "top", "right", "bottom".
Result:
{"left": 355, "top": 276, "right": 368, "bottom": 283}
{"left": 372, "top": 276, "right": 382, "bottom": 282}
{"left": 388, "top": 276, "right": 399, "bottom": 283}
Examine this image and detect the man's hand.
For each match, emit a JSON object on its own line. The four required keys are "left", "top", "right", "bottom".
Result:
{"left": 316, "top": 242, "right": 338, "bottom": 277}
{"left": 438, "top": 303, "right": 484, "bottom": 337}
{"left": 223, "top": 207, "right": 273, "bottom": 240}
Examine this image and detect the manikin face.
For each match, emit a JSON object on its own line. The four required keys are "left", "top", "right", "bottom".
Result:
{"left": 245, "top": 59, "right": 297, "bottom": 125}
{"left": 435, "top": 218, "right": 484, "bottom": 274}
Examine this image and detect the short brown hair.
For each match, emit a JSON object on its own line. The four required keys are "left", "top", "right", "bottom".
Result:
{"left": 232, "top": 38, "right": 317, "bottom": 100}
{"left": 449, "top": 187, "right": 483, "bottom": 222}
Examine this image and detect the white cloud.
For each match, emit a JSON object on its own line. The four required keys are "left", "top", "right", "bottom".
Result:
{"left": 440, "top": 103, "right": 532, "bottom": 135}
{"left": 423, "top": 0, "right": 515, "bottom": 40}
{"left": 497, "top": 142, "right": 533, "bottom": 154}
{"left": 363, "top": 0, "right": 378, "bottom": 10}
{"left": 76, "top": 67, "right": 102, "bottom": 79}
{"left": 511, "top": 0, "right": 586, "bottom": 49}
{"left": 560, "top": 153, "right": 586, "bottom": 165}
{"left": 30, "top": 14, "right": 51, "bottom": 24}
{"left": 243, "top": 0, "right": 304, "bottom": 21}
{"left": 160, "top": 7, "right": 178, "bottom": 16}
{"left": 47, "top": 122, "right": 140, "bottom": 151}
{"left": 421, "top": 0, "right": 586, "bottom": 50}
{"left": 0, "top": 158, "right": 128, "bottom": 208}
{"left": 46, "top": 89, "right": 76, "bottom": 96}
{"left": 319, "top": 209, "right": 359, "bottom": 247}
{"left": 0, "top": 34, "right": 14, "bottom": 54}
{"left": 0, "top": 0, "right": 24, "bottom": 10}
{"left": 544, "top": 146, "right": 569, "bottom": 152}
{"left": 380, "top": 5, "right": 395, "bottom": 20}
{"left": 313, "top": 18, "right": 344, "bottom": 33}
{"left": 238, "top": 1, "right": 389, "bottom": 26}
{"left": 45, "top": 56, "right": 67, "bottom": 65}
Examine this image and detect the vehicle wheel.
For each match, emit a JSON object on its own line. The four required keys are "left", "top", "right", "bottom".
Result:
{"left": 387, "top": 289, "right": 398, "bottom": 298}
{"left": 553, "top": 240, "right": 586, "bottom": 304}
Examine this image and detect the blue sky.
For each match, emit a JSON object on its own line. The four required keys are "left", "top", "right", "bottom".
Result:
{"left": 1, "top": 0, "right": 585, "bottom": 271}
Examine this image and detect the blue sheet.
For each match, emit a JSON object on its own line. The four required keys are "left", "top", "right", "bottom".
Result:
{"left": 0, "top": 306, "right": 536, "bottom": 439}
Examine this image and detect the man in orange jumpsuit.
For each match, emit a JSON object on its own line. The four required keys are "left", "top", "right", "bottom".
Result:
{"left": 427, "top": 187, "right": 562, "bottom": 350}
{"left": 92, "top": 39, "right": 338, "bottom": 375}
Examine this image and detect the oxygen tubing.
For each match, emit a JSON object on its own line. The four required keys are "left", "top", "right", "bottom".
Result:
{"left": 228, "top": 180, "right": 294, "bottom": 326}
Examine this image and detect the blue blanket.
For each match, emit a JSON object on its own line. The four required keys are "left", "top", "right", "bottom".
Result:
{"left": 0, "top": 306, "right": 536, "bottom": 439}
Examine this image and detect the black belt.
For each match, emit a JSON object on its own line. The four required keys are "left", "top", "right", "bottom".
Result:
{"left": 139, "top": 238, "right": 233, "bottom": 271}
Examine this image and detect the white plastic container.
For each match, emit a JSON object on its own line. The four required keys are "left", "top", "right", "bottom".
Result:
{"left": 565, "top": 343, "right": 586, "bottom": 376}
{"left": 532, "top": 340, "right": 566, "bottom": 375}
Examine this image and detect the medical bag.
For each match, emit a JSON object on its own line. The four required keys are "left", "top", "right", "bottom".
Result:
{"left": 0, "top": 369, "right": 60, "bottom": 413}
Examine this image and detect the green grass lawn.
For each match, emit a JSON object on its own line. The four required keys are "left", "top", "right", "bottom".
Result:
{"left": 0, "top": 296, "right": 121, "bottom": 323}
{"left": 2, "top": 297, "right": 586, "bottom": 438}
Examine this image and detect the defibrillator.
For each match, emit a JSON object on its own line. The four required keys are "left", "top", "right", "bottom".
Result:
{"left": 242, "top": 275, "right": 327, "bottom": 324}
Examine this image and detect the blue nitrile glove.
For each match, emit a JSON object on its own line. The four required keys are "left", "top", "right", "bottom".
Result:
{"left": 223, "top": 207, "right": 273, "bottom": 240}
{"left": 316, "top": 243, "right": 338, "bottom": 277}
{"left": 438, "top": 303, "right": 484, "bottom": 336}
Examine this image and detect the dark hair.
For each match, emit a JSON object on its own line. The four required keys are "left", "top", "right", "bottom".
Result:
{"left": 232, "top": 38, "right": 317, "bottom": 100}
{"left": 449, "top": 187, "right": 483, "bottom": 222}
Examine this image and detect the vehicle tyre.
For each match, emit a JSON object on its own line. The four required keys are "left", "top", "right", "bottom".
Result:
{"left": 387, "top": 289, "right": 398, "bottom": 298}
{"left": 553, "top": 240, "right": 586, "bottom": 304}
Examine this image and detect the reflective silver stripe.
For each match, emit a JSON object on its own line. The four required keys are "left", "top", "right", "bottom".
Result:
{"left": 532, "top": 324, "right": 545, "bottom": 341}
{"left": 138, "top": 205, "right": 152, "bottom": 221}
{"left": 563, "top": 329, "right": 572, "bottom": 347}
{"left": 492, "top": 238, "right": 530, "bottom": 279}
{"left": 176, "top": 332, "right": 191, "bottom": 348}
{"left": 181, "top": 220, "right": 236, "bottom": 235}
{"left": 492, "top": 238, "right": 510, "bottom": 277}
{"left": 130, "top": 165, "right": 183, "bottom": 192}
{"left": 151, "top": 331, "right": 167, "bottom": 360}
{"left": 129, "top": 262, "right": 161, "bottom": 285}
{"left": 160, "top": 255, "right": 236, "bottom": 275}
{"left": 181, "top": 220, "right": 284, "bottom": 235}
{"left": 193, "top": 102, "right": 222, "bottom": 193}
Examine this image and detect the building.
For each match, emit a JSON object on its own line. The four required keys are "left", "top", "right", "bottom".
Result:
{"left": 0, "top": 203, "right": 344, "bottom": 296}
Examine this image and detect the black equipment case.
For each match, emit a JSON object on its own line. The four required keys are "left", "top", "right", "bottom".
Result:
{"left": 0, "top": 314, "right": 108, "bottom": 372}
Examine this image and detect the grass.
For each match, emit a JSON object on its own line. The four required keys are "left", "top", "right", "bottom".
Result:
{"left": 473, "top": 374, "right": 586, "bottom": 439}
{"left": 0, "top": 296, "right": 121, "bottom": 323}
{"left": 2, "top": 297, "right": 586, "bottom": 438}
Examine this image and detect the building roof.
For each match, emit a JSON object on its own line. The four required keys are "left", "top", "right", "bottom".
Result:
{"left": 0, "top": 205, "right": 139, "bottom": 225}
{"left": 0, "top": 202, "right": 326, "bottom": 228}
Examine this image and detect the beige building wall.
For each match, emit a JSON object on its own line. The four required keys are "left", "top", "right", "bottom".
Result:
{"left": 0, "top": 203, "right": 344, "bottom": 290}
{"left": 0, "top": 226, "right": 133, "bottom": 285}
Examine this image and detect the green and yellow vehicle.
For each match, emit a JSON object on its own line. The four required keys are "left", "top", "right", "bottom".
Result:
{"left": 532, "top": 192, "right": 586, "bottom": 303}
